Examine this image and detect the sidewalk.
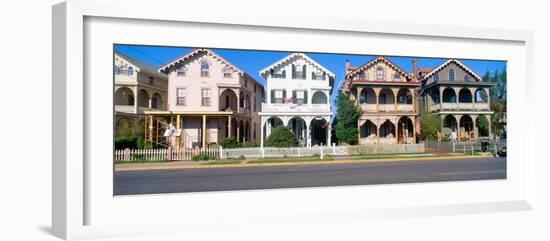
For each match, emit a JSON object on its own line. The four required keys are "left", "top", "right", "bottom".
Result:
{"left": 115, "top": 153, "right": 494, "bottom": 172}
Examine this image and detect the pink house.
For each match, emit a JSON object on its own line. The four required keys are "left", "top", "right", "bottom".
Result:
{"left": 144, "top": 49, "right": 264, "bottom": 149}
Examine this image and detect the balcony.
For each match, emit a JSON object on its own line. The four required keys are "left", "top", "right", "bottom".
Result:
{"left": 431, "top": 102, "right": 490, "bottom": 112}
{"left": 261, "top": 103, "right": 330, "bottom": 113}
{"left": 115, "top": 105, "right": 135, "bottom": 114}
{"left": 360, "top": 103, "right": 413, "bottom": 112}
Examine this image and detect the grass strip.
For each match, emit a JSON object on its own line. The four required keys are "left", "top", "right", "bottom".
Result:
{"left": 200, "top": 161, "right": 242, "bottom": 165}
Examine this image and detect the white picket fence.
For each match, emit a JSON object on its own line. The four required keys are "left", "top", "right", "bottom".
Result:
{"left": 114, "top": 143, "right": 425, "bottom": 162}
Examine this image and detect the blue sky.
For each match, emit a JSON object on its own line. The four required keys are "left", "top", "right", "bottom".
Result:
{"left": 114, "top": 44, "right": 506, "bottom": 109}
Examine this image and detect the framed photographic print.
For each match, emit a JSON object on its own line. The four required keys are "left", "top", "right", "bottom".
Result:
{"left": 52, "top": 0, "right": 535, "bottom": 240}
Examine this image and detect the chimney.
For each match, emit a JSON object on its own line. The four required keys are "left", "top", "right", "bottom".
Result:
{"left": 345, "top": 60, "right": 350, "bottom": 74}
{"left": 412, "top": 58, "right": 418, "bottom": 80}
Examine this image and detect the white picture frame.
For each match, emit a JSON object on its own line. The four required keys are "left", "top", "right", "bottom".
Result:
{"left": 52, "top": 0, "right": 535, "bottom": 240}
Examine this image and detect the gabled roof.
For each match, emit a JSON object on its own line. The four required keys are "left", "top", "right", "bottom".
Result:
{"left": 259, "top": 52, "right": 335, "bottom": 78}
{"left": 114, "top": 51, "right": 167, "bottom": 80}
{"left": 422, "top": 59, "right": 482, "bottom": 81}
{"left": 345, "top": 56, "right": 414, "bottom": 81}
{"left": 158, "top": 48, "right": 244, "bottom": 75}
{"left": 157, "top": 48, "right": 264, "bottom": 89}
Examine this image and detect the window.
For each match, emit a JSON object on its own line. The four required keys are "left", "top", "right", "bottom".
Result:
{"left": 449, "top": 69, "right": 455, "bottom": 81}
{"left": 293, "top": 90, "right": 307, "bottom": 104}
{"left": 433, "top": 73, "right": 440, "bottom": 81}
{"left": 376, "top": 68, "right": 384, "bottom": 80}
{"left": 201, "top": 89, "right": 210, "bottom": 106}
{"left": 312, "top": 71, "right": 325, "bottom": 80}
{"left": 176, "top": 88, "right": 186, "bottom": 106}
{"left": 114, "top": 65, "right": 120, "bottom": 75}
{"left": 176, "top": 66, "right": 187, "bottom": 76}
{"left": 272, "top": 89, "right": 284, "bottom": 104}
{"left": 464, "top": 74, "right": 470, "bottom": 81}
{"left": 148, "top": 77, "right": 154, "bottom": 85}
{"left": 200, "top": 61, "right": 209, "bottom": 77}
{"left": 271, "top": 69, "right": 286, "bottom": 78}
{"left": 127, "top": 67, "right": 133, "bottom": 75}
{"left": 393, "top": 73, "right": 400, "bottom": 81}
{"left": 293, "top": 64, "right": 306, "bottom": 79}
{"left": 222, "top": 67, "right": 232, "bottom": 78}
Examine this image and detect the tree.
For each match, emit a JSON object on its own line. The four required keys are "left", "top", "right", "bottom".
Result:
{"left": 219, "top": 137, "right": 241, "bottom": 148}
{"left": 265, "top": 126, "right": 298, "bottom": 147}
{"left": 334, "top": 92, "right": 362, "bottom": 144}
{"left": 419, "top": 114, "right": 442, "bottom": 141}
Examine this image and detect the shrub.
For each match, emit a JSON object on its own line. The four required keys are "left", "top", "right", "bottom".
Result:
{"left": 420, "top": 114, "right": 442, "bottom": 141}
{"left": 266, "top": 126, "right": 298, "bottom": 147}
{"left": 115, "top": 135, "right": 138, "bottom": 149}
{"left": 219, "top": 137, "right": 241, "bottom": 148}
{"left": 191, "top": 154, "right": 215, "bottom": 161}
{"left": 241, "top": 142, "right": 257, "bottom": 148}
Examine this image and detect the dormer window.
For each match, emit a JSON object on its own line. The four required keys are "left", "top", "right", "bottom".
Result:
{"left": 449, "top": 69, "right": 455, "bottom": 81}
{"left": 376, "top": 67, "right": 384, "bottom": 80}
{"left": 200, "top": 60, "right": 210, "bottom": 77}
{"left": 127, "top": 67, "right": 133, "bottom": 75}
{"left": 176, "top": 66, "right": 187, "bottom": 76}
{"left": 222, "top": 67, "right": 232, "bottom": 78}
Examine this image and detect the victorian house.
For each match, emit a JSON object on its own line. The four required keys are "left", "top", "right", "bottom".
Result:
{"left": 114, "top": 51, "right": 168, "bottom": 118}
{"left": 144, "top": 48, "right": 264, "bottom": 149}
{"left": 341, "top": 56, "right": 420, "bottom": 144}
{"left": 259, "top": 53, "right": 335, "bottom": 147}
{"left": 417, "top": 59, "right": 495, "bottom": 141}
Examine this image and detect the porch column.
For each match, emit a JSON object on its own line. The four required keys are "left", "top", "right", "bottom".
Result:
{"left": 376, "top": 119, "right": 380, "bottom": 144}
{"left": 393, "top": 88, "right": 398, "bottom": 112}
{"left": 472, "top": 115, "right": 479, "bottom": 140}
{"left": 236, "top": 89, "right": 240, "bottom": 114}
{"left": 356, "top": 87, "right": 363, "bottom": 106}
{"left": 176, "top": 115, "right": 181, "bottom": 150}
{"left": 260, "top": 119, "right": 264, "bottom": 148}
{"left": 357, "top": 120, "right": 361, "bottom": 144}
{"left": 454, "top": 88, "right": 460, "bottom": 110}
{"left": 394, "top": 118, "right": 398, "bottom": 144}
{"left": 487, "top": 115, "right": 493, "bottom": 139}
{"left": 439, "top": 87, "right": 444, "bottom": 110}
{"left": 327, "top": 124, "right": 332, "bottom": 145}
{"left": 148, "top": 115, "right": 153, "bottom": 147}
{"left": 227, "top": 116, "right": 232, "bottom": 137}
{"left": 202, "top": 115, "right": 206, "bottom": 149}
{"left": 412, "top": 116, "right": 417, "bottom": 144}
{"left": 374, "top": 88, "right": 380, "bottom": 112}
{"left": 454, "top": 114, "right": 462, "bottom": 141}
{"left": 471, "top": 88, "right": 476, "bottom": 110}
{"left": 236, "top": 119, "right": 241, "bottom": 142}
{"left": 133, "top": 91, "right": 138, "bottom": 114}
{"left": 148, "top": 98, "right": 152, "bottom": 109}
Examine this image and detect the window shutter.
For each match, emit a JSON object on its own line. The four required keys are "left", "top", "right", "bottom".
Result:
{"left": 283, "top": 90, "right": 286, "bottom": 100}
{"left": 271, "top": 90, "right": 275, "bottom": 103}
{"left": 304, "top": 90, "right": 308, "bottom": 104}
{"left": 292, "top": 65, "right": 296, "bottom": 79}
{"left": 282, "top": 70, "right": 286, "bottom": 78}
{"left": 302, "top": 65, "right": 307, "bottom": 79}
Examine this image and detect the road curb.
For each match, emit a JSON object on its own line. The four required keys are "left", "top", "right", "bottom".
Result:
{"left": 115, "top": 155, "right": 494, "bottom": 172}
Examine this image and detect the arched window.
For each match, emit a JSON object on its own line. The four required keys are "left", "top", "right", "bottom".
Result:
{"left": 464, "top": 74, "right": 470, "bottom": 81}
{"left": 376, "top": 67, "right": 384, "bottom": 80}
{"left": 127, "top": 67, "right": 133, "bottom": 75}
{"left": 433, "top": 73, "right": 439, "bottom": 81}
{"left": 176, "top": 66, "right": 187, "bottom": 76}
{"left": 393, "top": 73, "right": 400, "bottom": 81}
{"left": 200, "top": 60, "right": 210, "bottom": 77}
{"left": 222, "top": 67, "right": 232, "bottom": 78}
{"left": 449, "top": 69, "right": 455, "bottom": 81}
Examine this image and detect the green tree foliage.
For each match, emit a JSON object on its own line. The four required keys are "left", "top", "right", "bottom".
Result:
{"left": 265, "top": 126, "right": 298, "bottom": 147}
{"left": 420, "top": 114, "right": 442, "bottom": 141}
{"left": 219, "top": 137, "right": 241, "bottom": 148}
{"left": 115, "top": 117, "right": 146, "bottom": 149}
{"left": 334, "top": 92, "right": 362, "bottom": 144}
{"left": 487, "top": 68, "right": 507, "bottom": 137}
{"left": 476, "top": 115, "right": 489, "bottom": 137}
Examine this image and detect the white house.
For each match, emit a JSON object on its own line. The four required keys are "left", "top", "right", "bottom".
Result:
{"left": 259, "top": 53, "right": 335, "bottom": 147}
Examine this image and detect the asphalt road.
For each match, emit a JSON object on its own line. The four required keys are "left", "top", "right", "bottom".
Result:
{"left": 114, "top": 157, "right": 506, "bottom": 195}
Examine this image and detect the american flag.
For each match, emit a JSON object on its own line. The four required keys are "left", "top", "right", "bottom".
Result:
{"left": 284, "top": 97, "right": 296, "bottom": 104}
